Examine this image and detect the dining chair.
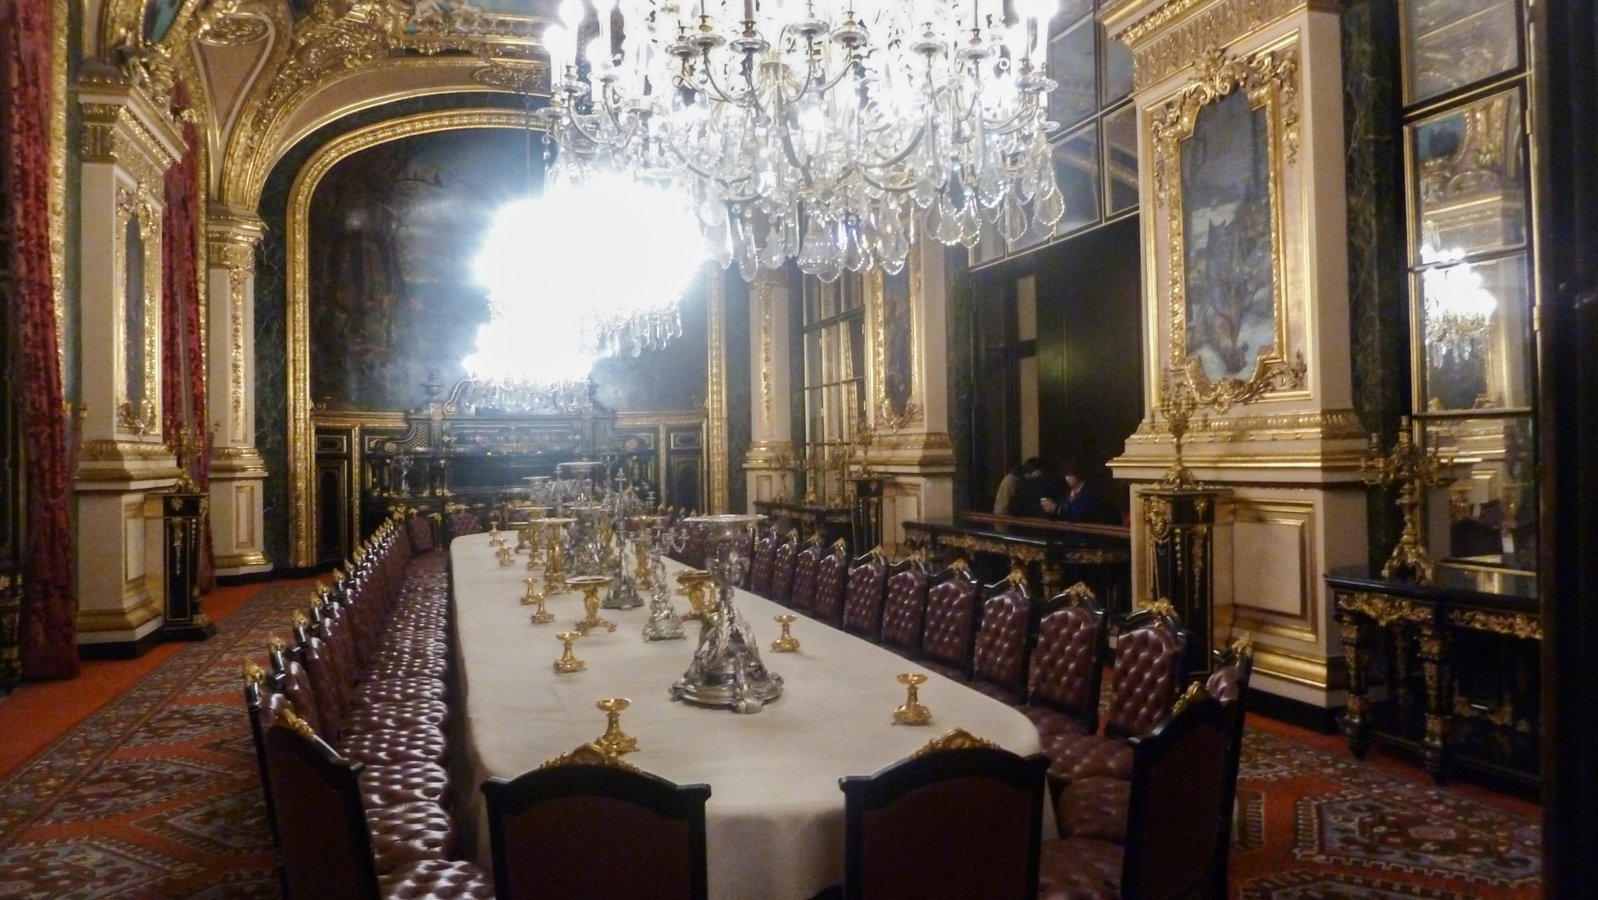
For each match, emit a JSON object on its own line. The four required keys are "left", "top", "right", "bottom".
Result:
{"left": 840, "top": 549, "right": 889, "bottom": 641}
{"left": 749, "top": 527, "right": 780, "bottom": 595}
{"left": 1041, "top": 601, "right": 1188, "bottom": 785}
{"left": 1022, "top": 585, "right": 1107, "bottom": 740}
{"left": 919, "top": 561, "right": 981, "bottom": 681}
{"left": 481, "top": 744, "right": 712, "bottom": 900}
{"left": 969, "top": 569, "right": 1035, "bottom": 703}
{"left": 790, "top": 536, "right": 825, "bottom": 612}
{"left": 770, "top": 530, "right": 801, "bottom": 604}
{"left": 1038, "top": 690, "right": 1231, "bottom": 900}
{"left": 810, "top": 539, "right": 850, "bottom": 626}
{"left": 256, "top": 697, "right": 488, "bottom": 897}
{"left": 839, "top": 728, "right": 1048, "bottom": 900}
{"left": 880, "top": 560, "right": 932, "bottom": 658}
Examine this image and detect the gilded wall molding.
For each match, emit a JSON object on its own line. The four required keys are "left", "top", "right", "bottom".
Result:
{"left": 1133, "top": 407, "right": 1367, "bottom": 442}
{"left": 113, "top": 185, "right": 163, "bottom": 438}
{"left": 867, "top": 243, "right": 924, "bottom": 433}
{"left": 707, "top": 273, "right": 730, "bottom": 513}
{"left": 1109, "top": 0, "right": 1335, "bottom": 91}
{"left": 284, "top": 109, "right": 548, "bottom": 565}
{"left": 757, "top": 273, "right": 775, "bottom": 425}
{"left": 1151, "top": 44, "right": 1303, "bottom": 411}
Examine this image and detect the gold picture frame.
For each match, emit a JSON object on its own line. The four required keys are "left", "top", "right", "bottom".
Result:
{"left": 1151, "top": 46, "right": 1305, "bottom": 411}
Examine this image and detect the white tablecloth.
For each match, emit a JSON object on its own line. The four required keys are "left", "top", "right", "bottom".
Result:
{"left": 449, "top": 534, "right": 1045, "bottom": 900}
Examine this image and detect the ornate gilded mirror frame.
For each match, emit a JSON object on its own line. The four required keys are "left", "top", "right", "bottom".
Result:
{"left": 1151, "top": 46, "right": 1305, "bottom": 411}
{"left": 866, "top": 243, "right": 923, "bottom": 432}
{"left": 114, "top": 184, "right": 161, "bottom": 437}
{"left": 284, "top": 109, "right": 537, "bottom": 565}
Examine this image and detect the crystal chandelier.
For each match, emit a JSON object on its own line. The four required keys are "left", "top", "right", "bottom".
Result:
{"left": 535, "top": 0, "right": 1064, "bottom": 282}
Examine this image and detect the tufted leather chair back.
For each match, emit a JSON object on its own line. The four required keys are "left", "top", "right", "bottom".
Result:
{"left": 1205, "top": 636, "right": 1255, "bottom": 896}
{"left": 260, "top": 702, "right": 383, "bottom": 900}
{"left": 289, "top": 648, "right": 340, "bottom": 741}
{"left": 880, "top": 568, "right": 931, "bottom": 656}
{"left": 770, "top": 538, "right": 800, "bottom": 604}
{"left": 314, "top": 613, "right": 360, "bottom": 717}
{"left": 447, "top": 510, "right": 484, "bottom": 544}
{"left": 841, "top": 555, "right": 888, "bottom": 640}
{"left": 749, "top": 532, "right": 779, "bottom": 595}
{"left": 1103, "top": 612, "right": 1188, "bottom": 739}
{"left": 406, "top": 513, "right": 435, "bottom": 555}
{"left": 971, "top": 590, "right": 1032, "bottom": 700}
{"left": 921, "top": 575, "right": 980, "bottom": 674}
{"left": 811, "top": 549, "right": 849, "bottom": 625}
{"left": 841, "top": 745, "right": 1047, "bottom": 900}
{"left": 789, "top": 544, "right": 823, "bottom": 612}
{"left": 482, "top": 764, "right": 711, "bottom": 900}
{"left": 1028, "top": 602, "right": 1106, "bottom": 732}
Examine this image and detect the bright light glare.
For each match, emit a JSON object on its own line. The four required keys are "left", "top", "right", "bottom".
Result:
{"left": 466, "top": 174, "right": 707, "bottom": 384}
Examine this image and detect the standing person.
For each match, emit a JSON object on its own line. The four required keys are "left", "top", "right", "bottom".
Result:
{"left": 993, "top": 463, "right": 1025, "bottom": 516}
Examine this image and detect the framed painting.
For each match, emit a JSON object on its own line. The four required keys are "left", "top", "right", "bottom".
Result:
{"left": 1152, "top": 48, "right": 1305, "bottom": 410}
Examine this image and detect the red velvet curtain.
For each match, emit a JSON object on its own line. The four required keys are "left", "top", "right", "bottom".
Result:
{"left": 162, "top": 86, "right": 214, "bottom": 590}
{"left": 2, "top": 0, "right": 78, "bottom": 679}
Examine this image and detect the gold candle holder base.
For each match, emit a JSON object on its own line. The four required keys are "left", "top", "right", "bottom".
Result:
{"left": 496, "top": 546, "right": 515, "bottom": 567}
{"left": 594, "top": 697, "right": 639, "bottom": 755}
{"left": 553, "top": 632, "right": 585, "bottom": 674}
{"left": 528, "top": 594, "right": 555, "bottom": 625}
{"left": 520, "top": 577, "right": 543, "bottom": 605}
{"left": 567, "top": 575, "right": 617, "bottom": 635}
{"left": 675, "top": 569, "right": 715, "bottom": 622}
{"left": 892, "top": 673, "right": 932, "bottom": 726}
{"left": 770, "top": 614, "right": 800, "bottom": 653}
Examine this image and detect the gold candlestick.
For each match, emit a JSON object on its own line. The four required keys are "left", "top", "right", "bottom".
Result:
{"left": 633, "top": 541, "right": 654, "bottom": 590}
{"left": 892, "top": 673, "right": 932, "bottom": 726}
{"left": 1362, "top": 416, "right": 1456, "bottom": 583}
{"left": 553, "top": 632, "right": 585, "bottom": 674}
{"left": 770, "top": 614, "right": 800, "bottom": 652}
{"left": 528, "top": 593, "right": 554, "bottom": 625}
{"left": 520, "top": 576, "right": 542, "bottom": 605}
{"left": 496, "top": 545, "right": 515, "bottom": 567}
{"left": 566, "top": 575, "right": 616, "bottom": 634}
{"left": 674, "top": 569, "right": 715, "bottom": 622}
{"left": 594, "top": 697, "right": 639, "bottom": 755}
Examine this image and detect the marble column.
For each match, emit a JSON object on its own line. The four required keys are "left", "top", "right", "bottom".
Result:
{"left": 74, "top": 70, "right": 183, "bottom": 657}
{"left": 743, "top": 269, "right": 797, "bottom": 509}
{"left": 205, "top": 207, "right": 272, "bottom": 576}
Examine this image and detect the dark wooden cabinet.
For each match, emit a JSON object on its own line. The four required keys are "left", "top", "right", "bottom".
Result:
{"left": 1329, "top": 566, "right": 1539, "bottom": 786}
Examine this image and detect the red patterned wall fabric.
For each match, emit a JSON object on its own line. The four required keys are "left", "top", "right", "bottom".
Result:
{"left": 162, "top": 88, "right": 214, "bottom": 589}
{"left": 2, "top": 0, "right": 77, "bottom": 679}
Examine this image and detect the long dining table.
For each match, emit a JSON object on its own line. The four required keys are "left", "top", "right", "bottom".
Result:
{"left": 448, "top": 533, "right": 1048, "bottom": 899}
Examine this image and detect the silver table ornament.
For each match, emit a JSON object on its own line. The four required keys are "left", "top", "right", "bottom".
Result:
{"left": 670, "top": 514, "right": 782, "bottom": 713}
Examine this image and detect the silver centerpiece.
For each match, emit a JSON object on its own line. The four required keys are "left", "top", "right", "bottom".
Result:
{"left": 641, "top": 557, "right": 685, "bottom": 641}
{"left": 670, "top": 514, "right": 782, "bottom": 713}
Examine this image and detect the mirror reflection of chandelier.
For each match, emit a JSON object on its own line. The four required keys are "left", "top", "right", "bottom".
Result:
{"left": 535, "top": 0, "right": 1064, "bottom": 282}
{"left": 1422, "top": 247, "right": 1498, "bottom": 352}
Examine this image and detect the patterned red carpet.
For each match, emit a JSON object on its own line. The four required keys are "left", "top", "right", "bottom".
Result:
{"left": 0, "top": 582, "right": 1542, "bottom": 898}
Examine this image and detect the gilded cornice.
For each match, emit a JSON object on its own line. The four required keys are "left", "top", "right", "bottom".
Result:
{"left": 78, "top": 78, "right": 184, "bottom": 195}
{"left": 1104, "top": 0, "right": 1336, "bottom": 92}
{"left": 1133, "top": 408, "right": 1367, "bottom": 443}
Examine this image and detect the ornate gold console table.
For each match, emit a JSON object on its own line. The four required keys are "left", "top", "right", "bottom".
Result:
{"left": 1329, "top": 565, "right": 1540, "bottom": 786}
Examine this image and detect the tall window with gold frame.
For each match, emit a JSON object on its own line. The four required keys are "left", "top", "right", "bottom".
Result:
{"left": 799, "top": 273, "right": 866, "bottom": 506}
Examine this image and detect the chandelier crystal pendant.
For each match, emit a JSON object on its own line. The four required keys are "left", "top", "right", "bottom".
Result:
{"left": 536, "top": 0, "right": 1064, "bottom": 282}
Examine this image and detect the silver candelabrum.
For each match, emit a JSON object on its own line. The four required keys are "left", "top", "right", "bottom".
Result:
{"left": 670, "top": 514, "right": 782, "bottom": 714}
